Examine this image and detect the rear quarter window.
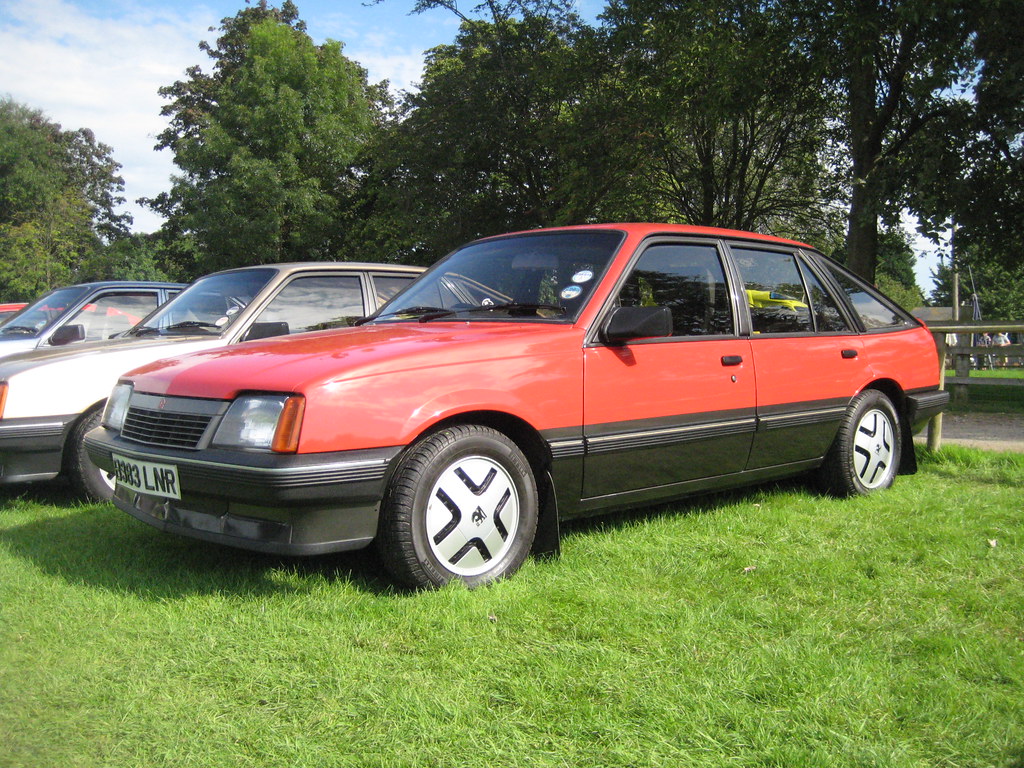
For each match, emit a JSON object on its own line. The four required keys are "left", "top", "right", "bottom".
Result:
{"left": 821, "top": 261, "right": 913, "bottom": 331}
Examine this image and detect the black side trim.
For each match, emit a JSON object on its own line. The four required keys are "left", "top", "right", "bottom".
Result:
{"left": 586, "top": 417, "right": 756, "bottom": 454}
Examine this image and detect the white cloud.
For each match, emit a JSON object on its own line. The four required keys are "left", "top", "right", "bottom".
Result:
{"left": 0, "top": 0, "right": 450, "bottom": 233}
{"left": 0, "top": 0, "right": 219, "bottom": 232}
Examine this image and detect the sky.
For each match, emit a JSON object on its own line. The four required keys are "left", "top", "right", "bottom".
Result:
{"left": 0, "top": 0, "right": 942, "bottom": 290}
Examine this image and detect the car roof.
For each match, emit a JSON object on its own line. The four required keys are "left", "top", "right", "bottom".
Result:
{"left": 44, "top": 280, "right": 186, "bottom": 291}
{"left": 478, "top": 223, "right": 816, "bottom": 251}
{"left": 208, "top": 262, "right": 426, "bottom": 278}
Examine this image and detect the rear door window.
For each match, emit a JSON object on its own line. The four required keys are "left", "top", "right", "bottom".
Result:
{"left": 732, "top": 248, "right": 813, "bottom": 334}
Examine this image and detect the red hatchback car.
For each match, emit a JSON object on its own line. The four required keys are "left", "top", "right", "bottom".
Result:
{"left": 87, "top": 225, "right": 948, "bottom": 588}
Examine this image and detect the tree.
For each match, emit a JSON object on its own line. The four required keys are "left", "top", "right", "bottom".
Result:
{"left": 602, "top": 0, "right": 845, "bottom": 247}
{"left": 906, "top": 0, "right": 1024, "bottom": 272}
{"left": 0, "top": 98, "right": 130, "bottom": 299}
{"left": 784, "top": 0, "right": 995, "bottom": 282}
{"left": 148, "top": 1, "right": 376, "bottom": 275}
{"left": 929, "top": 248, "right": 1024, "bottom": 322}
{"left": 349, "top": 6, "right": 636, "bottom": 263}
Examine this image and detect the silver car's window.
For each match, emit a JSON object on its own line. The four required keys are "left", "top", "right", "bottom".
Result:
{"left": 0, "top": 285, "right": 89, "bottom": 336}
{"left": 67, "top": 292, "right": 163, "bottom": 341}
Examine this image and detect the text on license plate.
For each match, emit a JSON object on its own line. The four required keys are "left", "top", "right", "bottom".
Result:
{"left": 111, "top": 453, "right": 181, "bottom": 500}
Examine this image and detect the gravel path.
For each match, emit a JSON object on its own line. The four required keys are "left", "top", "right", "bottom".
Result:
{"left": 914, "top": 411, "right": 1024, "bottom": 453}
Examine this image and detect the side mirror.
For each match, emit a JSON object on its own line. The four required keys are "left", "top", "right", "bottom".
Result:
{"left": 243, "top": 321, "right": 290, "bottom": 342}
{"left": 49, "top": 323, "right": 85, "bottom": 346}
{"left": 602, "top": 306, "right": 673, "bottom": 344}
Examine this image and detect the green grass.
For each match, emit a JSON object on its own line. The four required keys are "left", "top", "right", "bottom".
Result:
{"left": 2, "top": 447, "right": 1023, "bottom": 768}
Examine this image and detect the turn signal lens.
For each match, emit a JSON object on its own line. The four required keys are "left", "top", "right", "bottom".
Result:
{"left": 0, "top": 382, "right": 7, "bottom": 419}
{"left": 102, "top": 383, "right": 133, "bottom": 430}
{"left": 271, "top": 396, "right": 305, "bottom": 453}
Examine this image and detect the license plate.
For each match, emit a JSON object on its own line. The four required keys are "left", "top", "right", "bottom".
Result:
{"left": 111, "top": 453, "right": 181, "bottom": 500}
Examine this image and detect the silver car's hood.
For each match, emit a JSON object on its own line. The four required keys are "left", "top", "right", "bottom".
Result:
{"left": 0, "top": 336, "right": 39, "bottom": 361}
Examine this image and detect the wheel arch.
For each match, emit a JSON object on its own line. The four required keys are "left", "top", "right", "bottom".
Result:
{"left": 60, "top": 399, "right": 107, "bottom": 467}
{"left": 857, "top": 378, "right": 916, "bottom": 475}
{"left": 385, "top": 409, "right": 561, "bottom": 558}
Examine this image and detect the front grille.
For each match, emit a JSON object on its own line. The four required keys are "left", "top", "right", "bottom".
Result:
{"left": 121, "top": 407, "right": 214, "bottom": 449}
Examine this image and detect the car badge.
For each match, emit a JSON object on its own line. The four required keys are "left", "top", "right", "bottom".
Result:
{"left": 157, "top": 398, "right": 167, "bottom": 410}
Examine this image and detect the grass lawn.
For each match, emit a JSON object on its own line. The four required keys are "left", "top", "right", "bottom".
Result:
{"left": 2, "top": 446, "right": 1022, "bottom": 768}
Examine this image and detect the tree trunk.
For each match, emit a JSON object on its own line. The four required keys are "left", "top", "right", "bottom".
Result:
{"left": 844, "top": 0, "right": 881, "bottom": 283}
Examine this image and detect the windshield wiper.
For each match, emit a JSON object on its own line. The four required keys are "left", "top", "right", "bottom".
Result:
{"left": 373, "top": 306, "right": 453, "bottom": 322}
{"left": 0, "top": 325, "right": 38, "bottom": 335}
{"left": 152, "top": 321, "right": 223, "bottom": 335}
{"left": 457, "top": 303, "right": 567, "bottom": 318}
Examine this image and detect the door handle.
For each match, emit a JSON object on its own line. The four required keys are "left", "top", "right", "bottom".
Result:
{"left": 721, "top": 355, "right": 743, "bottom": 366}
{"left": 841, "top": 349, "right": 858, "bottom": 359}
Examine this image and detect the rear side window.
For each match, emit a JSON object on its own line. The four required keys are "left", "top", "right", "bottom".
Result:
{"left": 732, "top": 248, "right": 813, "bottom": 334}
{"left": 823, "top": 263, "right": 911, "bottom": 330}
{"left": 371, "top": 274, "right": 416, "bottom": 308}
{"left": 618, "top": 243, "right": 734, "bottom": 336}
{"left": 798, "top": 261, "right": 851, "bottom": 333}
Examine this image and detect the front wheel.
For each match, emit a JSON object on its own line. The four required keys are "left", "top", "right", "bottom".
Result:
{"left": 818, "top": 390, "right": 902, "bottom": 497}
{"left": 377, "top": 425, "right": 538, "bottom": 589}
{"left": 66, "top": 406, "right": 117, "bottom": 502}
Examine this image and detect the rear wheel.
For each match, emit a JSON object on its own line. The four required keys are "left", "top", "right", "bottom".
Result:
{"left": 67, "top": 406, "right": 116, "bottom": 502}
{"left": 818, "top": 390, "right": 901, "bottom": 496}
{"left": 377, "top": 424, "right": 538, "bottom": 589}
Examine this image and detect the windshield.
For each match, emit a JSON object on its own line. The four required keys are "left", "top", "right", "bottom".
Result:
{"left": 0, "top": 285, "right": 90, "bottom": 337}
{"left": 128, "top": 269, "right": 275, "bottom": 337}
{"left": 373, "top": 230, "right": 623, "bottom": 323}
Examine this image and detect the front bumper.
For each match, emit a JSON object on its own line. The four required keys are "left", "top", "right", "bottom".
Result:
{"left": 0, "top": 414, "right": 77, "bottom": 483}
{"left": 85, "top": 427, "right": 403, "bottom": 555}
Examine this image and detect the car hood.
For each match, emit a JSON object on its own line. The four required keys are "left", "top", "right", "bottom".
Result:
{"left": 0, "top": 336, "right": 39, "bottom": 360}
{"left": 127, "top": 322, "right": 587, "bottom": 399}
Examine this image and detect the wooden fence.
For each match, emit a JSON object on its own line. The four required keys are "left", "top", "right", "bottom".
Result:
{"left": 920, "top": 321, "right": 1024, "bottom": 450}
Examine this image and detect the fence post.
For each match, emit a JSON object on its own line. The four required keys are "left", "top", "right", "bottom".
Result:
{"left": 927, "top": 332, "right": 946, "bottom": 451}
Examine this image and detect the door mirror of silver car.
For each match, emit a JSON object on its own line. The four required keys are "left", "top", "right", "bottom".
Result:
{"left": 49, "top": 323, "right": 85, "bottom": 346}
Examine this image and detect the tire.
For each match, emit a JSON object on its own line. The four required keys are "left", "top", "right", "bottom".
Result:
{"left": 818, "top": 390, "right": 902, "bottom": 497}
{"left": 67, "top": 406, "right": 117, "bottom": 502}
{"left": 377, "top": 425, "right": 538, "bottom": 589}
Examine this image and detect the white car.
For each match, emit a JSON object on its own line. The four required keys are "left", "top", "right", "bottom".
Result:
{"left": 0, "top": 262, "right": 423, "bottom": 499}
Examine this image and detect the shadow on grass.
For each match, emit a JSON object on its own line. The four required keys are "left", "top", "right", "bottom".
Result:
{"left": 0, "top": 493, "right": 396, "bottom": 598}
{"left": 557, "top": 478, "right": 806, "bottom": 541}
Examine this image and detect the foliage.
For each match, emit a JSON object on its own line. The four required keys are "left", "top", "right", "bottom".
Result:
{"left": 929, "top": 246, "right": 1024, "bottom": 322}
{"left": 73, "top": 234, "right": 172, "bottom": 283}
{"left": 2, "top": 447, "right": 1022, "bottom": 767}
{"left": 602, "top": 0, "right": 845, "bottom": 246}
{"left": 0, "top": 98, "right": 130, "bottom": 300}
{"left": 148, "top": 2, "right": 376, "bottom": 276}
{"left": 348, "top": 8, "right": 634, "bottom": 264}
{"left": 907, "top": 0, "right": 1024, "bottom": 273}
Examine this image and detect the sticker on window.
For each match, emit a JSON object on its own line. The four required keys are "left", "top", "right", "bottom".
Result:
{"left": 572, "top": 269, "right": 594, "bottom": 284}
{"left": 560, "top": 285, "right": 583, "bottom": 300}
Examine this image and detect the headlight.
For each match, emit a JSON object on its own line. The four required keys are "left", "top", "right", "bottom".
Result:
{"left": 102, "top": 383, "right": 133, "bottom": 430}
{"left": 212, "top": 394, "right": 305, "bottom": 452}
